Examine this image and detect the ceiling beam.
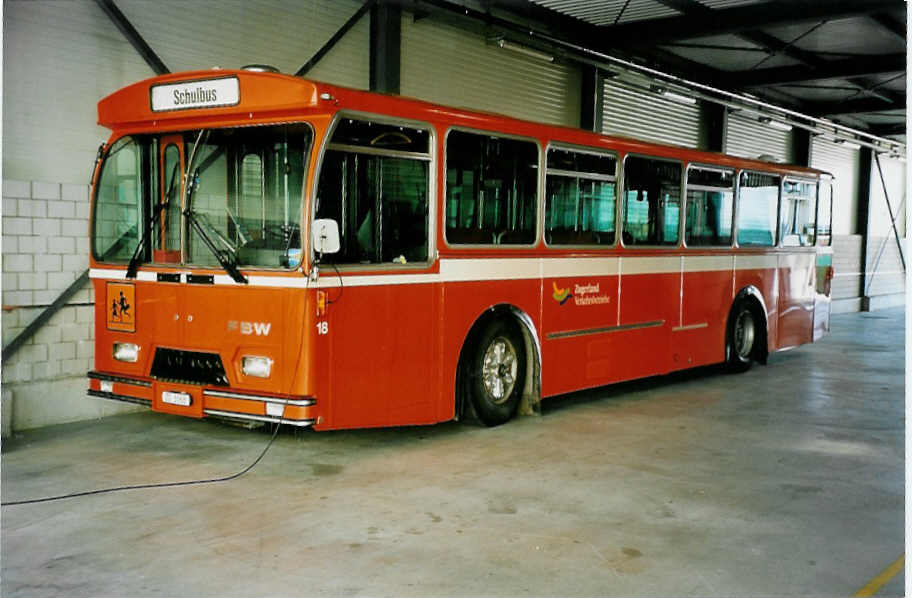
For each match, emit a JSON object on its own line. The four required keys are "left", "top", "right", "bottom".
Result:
{"left": 868, "top": 123, "right": 906, "bottom": 137}
{"left": 729, "top": 54, "right": 907, "bottom": 87}
{"left": 95, "top": 0, "right": 169, "bottom": 75}
{"left": 869, "top": 12, "right": 907, "bottom": 41}
{"left": 401, "top": 0, "right": 729, "bottom": 85}
{"left": 597, "top": 0, "right": 902, "bottom": 45}
{"left": 653, "top": 0, "right": 904, "bottom": 109}
{"left": 805, "top": 97, "right": 904, "bottom": 117}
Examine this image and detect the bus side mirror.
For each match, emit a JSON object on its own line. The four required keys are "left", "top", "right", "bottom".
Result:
{"left": 312, "top": 218, "right": 341, "bottom": 255}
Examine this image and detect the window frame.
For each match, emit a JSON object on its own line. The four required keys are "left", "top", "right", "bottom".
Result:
{"left": 180, "top": 122, "right": 315, "bottom": 272}
{"left": 92, "top": 123, "right": 317, "bottom": 272}
{"left": 442, "top": 125, "right": 542, "bottom": 250}
{"left": 311, "top": 111, "right": 437, "bottom": 270}
{"left": 543, "top": 142, "right": 620, "bottom": 250}
{"left": 619, "top": 152, "right": 685, "bottom": 249}
{"left": 734, "top": 169, "right": 781, "bottom": 249}
{"left": 816, "top": 176, "right": 834, "bottom": 247}
{"left": 682, "top": 163, "right": 736, "bottom": 249}
{"left": 779, "top": 176, "right": 818, "bottom": 247}
{"left": 91, "top": 134, "right": 156, "bottom": 264}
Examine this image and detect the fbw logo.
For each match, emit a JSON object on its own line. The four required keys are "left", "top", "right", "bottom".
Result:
{"left": 227, "top": 320, "right": 272, "bottom": 336}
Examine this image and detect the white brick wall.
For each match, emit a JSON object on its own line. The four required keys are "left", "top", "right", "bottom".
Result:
{"left": 3, "top": 179, "right": 93, "bottom": 308}
{"left": 2, "top": 178, "right": 124, "bottom": 434}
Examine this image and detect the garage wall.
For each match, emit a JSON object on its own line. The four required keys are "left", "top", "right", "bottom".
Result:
{"left": 811, "top": 138, "right": 860, "bottom": 236}
{"left": 3, "top": 1, "right": 153, "bottom": 185}
{"left": 400, "top": 14, "right": 581, "bottom": 128}
{"left": 3, "top": 1, "right": 157, "bottom": 432}
{"left": 601, "top": 76, "right": 702, "bottom": 148}
{"left": 725, "top": 112, "right": 794, "bottom": 164}
{"left": 116, "top": 0, "right": 369, "bottom": 88}
{"left": 864, "top": 155, "right": 906, "bottom": 301}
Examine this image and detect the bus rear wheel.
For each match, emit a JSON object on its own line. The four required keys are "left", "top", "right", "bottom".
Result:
{"left": 727, "top": 301, "right": 758, "bottom": 373}
{"left": 467, "top": 319, "right": 526, "bottom": 426}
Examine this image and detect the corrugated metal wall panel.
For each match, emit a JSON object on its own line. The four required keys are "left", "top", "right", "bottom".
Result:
{"left": 811, "top": 138, "right": 860, "bottom": 236}
{"left": 725, "top": 113, "right": 793, "bottom": 164}
{"left": 531, "top": 0, "right": 680, "bottom": 25}
{"left": 3, "top": 1, "right": 154, "bottom": 183}
{"left": 117, "top": 0, "right": 369, "bottom": 88}
{"left": 601, "top": 77, "right": 701, "bottom": 148}
{"left": 831, "top": 234, "right": 863, "bottom": 300}
{"left": 400, "top": 15, "right": 581, "bottom": 127}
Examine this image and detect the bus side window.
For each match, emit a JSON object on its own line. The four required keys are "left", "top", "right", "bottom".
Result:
{"left": 780, "top": 179, "right": 816, "bottom": 246}
{"left": 622, "top": 156, "right": 681, "bottom": 246}
{"left": 445, "top": 130, "right": 538, "bottom": 245}
{"left": 315, "top": 118, "right": 431, "bottom": 264}
{"left": 817, "top": 181, "right": 833, "bottom": 246}
{"left": 545, "top": 147, "right": 617, "bottom": 246}
{"left": 684, "top": 167, "right": 734, "bottom": 247}
{"left": 736, "top": 172, "right": 779, "bottom": 247}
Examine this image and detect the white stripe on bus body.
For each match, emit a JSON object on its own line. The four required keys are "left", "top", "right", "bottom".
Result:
{"left": 734, "top": 255, "right": 779, "bottom": 270}
{"left": 682, "top": 255, "right": 735, "bottom": 272}
{"left": 90, "top": 254, "right": 789, "bottom": 289}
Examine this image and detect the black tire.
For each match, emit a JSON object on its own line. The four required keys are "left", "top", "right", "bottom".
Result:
{"left": 466, "top": 319, "right": 526, "bottom": 427}
{"left": 727, "top": 300, "right": 758, "bottom": 373}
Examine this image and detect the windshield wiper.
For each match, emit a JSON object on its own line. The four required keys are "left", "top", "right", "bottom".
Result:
{"left": 125, "top": 201, "right": 168, "bottom": 279}
{"left": 184, "top": 167, "right": 248, "bottom": 284}
{"left": 180, "top": 132, "right": 247, "bottom": 284}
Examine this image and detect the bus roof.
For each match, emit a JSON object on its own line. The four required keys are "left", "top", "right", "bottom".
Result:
{"left": 98, "top": 68, "right": 832, "bottom": 180}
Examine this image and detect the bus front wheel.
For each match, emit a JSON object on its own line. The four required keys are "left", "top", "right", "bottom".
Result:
{"left": 727, "top": 300, "right": 758, "bottom": 373}
{"left": 467, "top": 319, "right": 526, "bottom": 426}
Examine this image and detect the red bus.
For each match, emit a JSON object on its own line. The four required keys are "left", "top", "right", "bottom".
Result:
{"left": 87, "top": 68, "right": 834, "bottom": 430}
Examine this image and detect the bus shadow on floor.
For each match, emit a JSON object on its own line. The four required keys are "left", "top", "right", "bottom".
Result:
{"left": 539, "top": 362, "right": 732, "bottom": 416}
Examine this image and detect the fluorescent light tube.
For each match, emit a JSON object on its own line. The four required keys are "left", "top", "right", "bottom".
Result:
{"left": 496, "top": 39, "right": 554, "bottom": 63}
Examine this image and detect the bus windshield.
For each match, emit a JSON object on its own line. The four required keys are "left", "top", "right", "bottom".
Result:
{"left": 92, "top": 123, "right": 313, "bottom": 271}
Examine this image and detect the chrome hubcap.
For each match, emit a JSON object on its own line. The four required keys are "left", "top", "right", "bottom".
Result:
{"left": 734, "top": 310, "right": 755, "bottom": 359}
{"left": 482, "top": 336, "right": 518, "bottom": 404}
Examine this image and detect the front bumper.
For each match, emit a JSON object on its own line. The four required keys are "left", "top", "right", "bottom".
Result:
{"left": 87, "top": 371, "right": 317, "bottom": 427}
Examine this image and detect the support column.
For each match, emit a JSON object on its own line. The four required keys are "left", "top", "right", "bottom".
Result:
{"left": 791, "top": 128, "right": 812, "bottom": 167}
{"left": 856, "top": 147, "right": 873, "bottom": 302}
{"left": 579, "top": 65, "right": 604, "bottom": 133}
{"left": 370, "top": 2, "right": 401, "bottom": 94}
{"left": 698, "top": 102, "right": 727, "bottom": 153}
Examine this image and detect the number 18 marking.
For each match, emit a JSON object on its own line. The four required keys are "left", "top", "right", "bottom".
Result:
{"left": 316, "top": 321, "right": 329, "bottom": 335}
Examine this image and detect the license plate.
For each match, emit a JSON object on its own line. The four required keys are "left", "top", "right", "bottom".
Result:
{"left": 162, "top": 391, "right": 192, "bottom": 407}
{"left": 100, "top": 380, "right": 114, "bottom": 393}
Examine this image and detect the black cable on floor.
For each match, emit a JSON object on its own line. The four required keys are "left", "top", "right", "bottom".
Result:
{"left": 1, "top": 421, "right": 282, "bottom": 507}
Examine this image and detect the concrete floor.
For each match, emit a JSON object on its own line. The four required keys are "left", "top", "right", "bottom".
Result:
{"left": 2, "top": 308, "right": 905, "bottom": 597}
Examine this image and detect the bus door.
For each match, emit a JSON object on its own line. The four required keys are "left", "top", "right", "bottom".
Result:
{"left": 312, "top": 117, "right": 439, "bottom": 429}
{"left": 141, "top": 135, "right": 186, "bottom": 350}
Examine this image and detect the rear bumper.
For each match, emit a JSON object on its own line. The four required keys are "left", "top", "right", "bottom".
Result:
{"left": 87, "top": 371, "right": 317, "bottom": 428}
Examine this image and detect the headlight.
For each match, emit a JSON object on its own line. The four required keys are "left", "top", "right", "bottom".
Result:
{"left": 113, "top": 342, "right": 140, "bottom": 363}
{"left": 241, "top": 356, "right": 273, "bottom": 378}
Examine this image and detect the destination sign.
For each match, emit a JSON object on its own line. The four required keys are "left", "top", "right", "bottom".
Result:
{"left": 150, "top": 77, "right": 240, "bottom": 112}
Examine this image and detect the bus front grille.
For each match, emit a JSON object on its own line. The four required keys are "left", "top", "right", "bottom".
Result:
{"left": 150, "top": 348, "right": 229, "bottom": 386}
